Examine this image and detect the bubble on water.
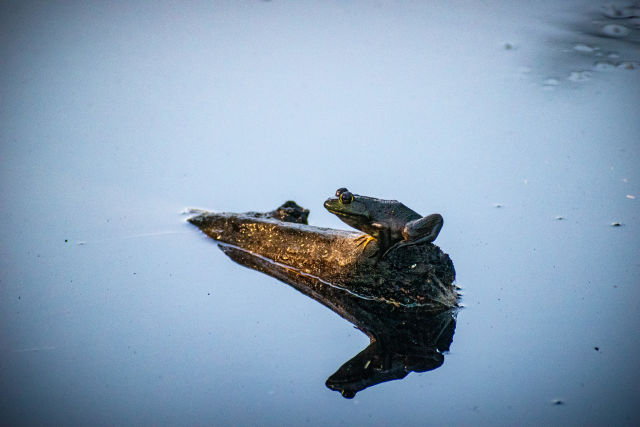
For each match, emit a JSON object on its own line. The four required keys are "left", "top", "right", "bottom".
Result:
{"left": 573, "top": 43, "right": 596, "bottom": 53}
{"left": 617, "top": 61, "right": 639, "bottom": 70}
{"left": 601, "top": 24, "right": 631, "bottom": 37}
{"left": 568, "top": 71, "right": 592, "bottom": 82}
{"left": 594, "top": 61, "right": 616, "bottom": 71}
{"left": 626, "top": 194, "right": 636, "bottom": 199}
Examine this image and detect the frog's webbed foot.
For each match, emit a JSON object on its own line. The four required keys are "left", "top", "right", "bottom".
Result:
{"left": 354, "top": 234, "right": 376, "bottom": 250}
{"left": 380, "top": 241, "right": 406, "bottom": 259}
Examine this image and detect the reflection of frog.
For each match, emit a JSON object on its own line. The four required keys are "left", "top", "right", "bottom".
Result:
{"left": 324, "top": 188, "right": 443, "bottom": 257}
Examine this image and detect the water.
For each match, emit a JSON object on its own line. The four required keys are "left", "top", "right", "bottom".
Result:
{"left": 1, "top": 1, "right": 639, "bottom": 425}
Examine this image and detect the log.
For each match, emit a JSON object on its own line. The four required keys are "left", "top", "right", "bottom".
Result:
{"left": 188, "top": 202, "right": 458, "bottom": 309}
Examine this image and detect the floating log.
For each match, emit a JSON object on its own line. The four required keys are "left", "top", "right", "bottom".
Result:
{"left": 188, "top": 202, "right": 458, "bottom": 309}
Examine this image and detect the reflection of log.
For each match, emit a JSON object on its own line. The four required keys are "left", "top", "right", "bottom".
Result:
{"left": 325, "top": 309, "right": 457, "bottom": 399}
{"left": 216, "top": 240, "right": 458, "bottom": 399}
{"left": 188, "top": 202, "right": 460, "bottom": 398}
{"left": 188, "top": 203, "right": 458, "bottom": 309}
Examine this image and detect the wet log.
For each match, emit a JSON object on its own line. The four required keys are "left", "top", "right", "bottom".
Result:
{"left": 188, "top": 202, "right": 458, "bottom": 309}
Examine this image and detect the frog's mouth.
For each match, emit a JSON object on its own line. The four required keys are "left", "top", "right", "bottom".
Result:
{"left": 324, "top": 199, "right": 368, "bottom": 219}
{"left": 332, "top": 211, "right": 366, "bottom": 220}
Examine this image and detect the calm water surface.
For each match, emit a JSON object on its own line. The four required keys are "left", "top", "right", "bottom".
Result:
{"left": 2, "top": 1, "right": 639, "bottom": 425}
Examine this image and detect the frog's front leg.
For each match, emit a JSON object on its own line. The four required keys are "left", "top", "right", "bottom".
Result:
{"left": 354, "top": 225, "right": 393, "bottom": 259}
{"left": 370, "top": 224, "right": 394, "bottom": 260}
{"left": 354, "top": 234, "right": 375, "bottom": 249}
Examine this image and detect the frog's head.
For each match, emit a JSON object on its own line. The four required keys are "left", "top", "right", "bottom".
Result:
{"left": 324, "top": 188, "right": 371, "bottom": 223}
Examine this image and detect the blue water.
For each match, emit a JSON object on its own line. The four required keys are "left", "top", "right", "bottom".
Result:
{"left": 2, "top": 1, "right": 639, "bottom": 425}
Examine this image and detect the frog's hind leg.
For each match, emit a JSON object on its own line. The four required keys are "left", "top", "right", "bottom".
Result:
{"left": 381, "top": 214, "right": 444, "bottom": 259}
{"left": 402, "top": 213, "right": 443, "bottom": 244}
{"left": 380, "top": 241, "right": 407, "bottom": 259}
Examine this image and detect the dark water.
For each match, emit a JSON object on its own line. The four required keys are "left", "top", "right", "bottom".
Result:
{"left": 2, "top": 1, "right": 639, "bottom": 425}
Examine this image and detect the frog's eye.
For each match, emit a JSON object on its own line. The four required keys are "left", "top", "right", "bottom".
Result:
{"left": 335, "top": 187, "right": 348, "bottom": 197}
{"left": 339, "top": 191, "right": 354, "bottom": 204}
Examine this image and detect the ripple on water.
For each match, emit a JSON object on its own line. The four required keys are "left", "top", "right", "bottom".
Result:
{"left": 574, "top": 43, "right": 596, "bottom": 52}
{"left": 617, "top": 61, "right": 639, "bottom": 70}
{"left": 537, "top": 3, "right": 640, "bottom": 89}
{"left": 568, "top": 70, "right": 592, "bottom": 82}
{"left": 593, "top": 60, "right": 617, "bottom": 71}
{"left": 601, "top": 3, "right": 640, "bottom": 19}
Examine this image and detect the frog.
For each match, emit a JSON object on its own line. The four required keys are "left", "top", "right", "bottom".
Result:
{"left": 324, "top": 188, "right": 443, "bottom": 258}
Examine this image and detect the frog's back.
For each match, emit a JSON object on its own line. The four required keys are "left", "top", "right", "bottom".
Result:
{"left": 361, "top": 196, "right": 422, "bottom": 222}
